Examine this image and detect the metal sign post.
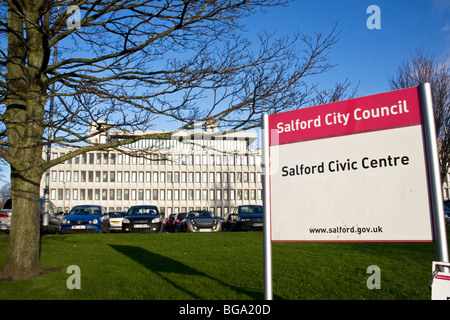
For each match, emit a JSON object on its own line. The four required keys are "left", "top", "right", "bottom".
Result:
{"left": 419, "top": 83, "right": 449, "bottom": 265}
{"left": 262, "top": 114, "right": 273, "bottom": 300}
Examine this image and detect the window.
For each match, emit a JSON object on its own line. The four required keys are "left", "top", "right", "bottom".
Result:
{"left": 95, "top": 171, "right": 101, "bottom": 182}
{"left": 117, "top": 189, "right": 122, "bottom": 200}
{"left": 80, "top": 189, "right": 86, "bottom": 200}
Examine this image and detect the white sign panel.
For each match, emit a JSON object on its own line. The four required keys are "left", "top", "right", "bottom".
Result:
{"left": 266, "top": 87, "right": 434, "bottom": 241}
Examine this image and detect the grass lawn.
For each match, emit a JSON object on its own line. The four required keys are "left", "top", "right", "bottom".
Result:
{"left": 0, "top": 230, "right": 445, "bottom": 300}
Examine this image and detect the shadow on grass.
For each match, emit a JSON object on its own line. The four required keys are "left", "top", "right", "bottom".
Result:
{"left": 110, "top": 244, "right": 266, "bottom": 300}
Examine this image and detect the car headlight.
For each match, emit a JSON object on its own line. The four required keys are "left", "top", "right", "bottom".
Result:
{"left": 122, "top": 218, "right": 130, "bottom": 224}
{"left": 62, "top": 219, "right": 68, "bottom": 224}
{"left": 241, "top": 218, "right": 249, "bottom": 222}
{"left": 151, "top": 218, "right": 160, "bottom": 223}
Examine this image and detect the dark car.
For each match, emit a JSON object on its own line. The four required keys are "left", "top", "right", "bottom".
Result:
{"left": 174, "top": 212, "right": 187, "bottom": 232}
{"left": 122, "top": 205, "right": 162, "bottom": 233}
{"left": 165, "top": 213, "right": 176, "bottom": 232}
{"left": 185, "top": 210, "right": 222, "bottom": 233}
{"left": 61, "top": 205, "right": 109, "bottom": 233}
{"left": 223, "top": 213, "right": 239, "bottom": 231}
{"left": 236, "top": 205, "right": 263, "bottom": 231}
{"left": 444, "top": 200, "right": 450, "bottom": 225}
{"left": 40, "top": 198, "right": 62, "bottom": 233}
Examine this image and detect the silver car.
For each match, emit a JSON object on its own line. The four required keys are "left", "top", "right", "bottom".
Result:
{"left": 108, "top": 210, "right": 126, "bottom": 232}
{"left": 185, "top": 210, "right": 222, "bottom": 233}
{"left": 0, "top": 199, "right": 11, "bottom": 233}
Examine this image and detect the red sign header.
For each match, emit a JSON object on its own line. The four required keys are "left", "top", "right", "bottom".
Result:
{"left": 268, "top": 86, "right": 422, "bottom": 146}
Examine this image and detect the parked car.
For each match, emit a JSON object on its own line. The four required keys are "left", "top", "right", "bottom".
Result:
{"left": 0, "top": 198, "right": 12, "bottom": 233}
{"left": 165, "top": 213, "right": 176, "bottom": 232}
{"left": 0, "top": 198, "right": 61, "bottom": 234}
{"left": 185, "top": 210, "right": 222, "bottom": 233}
{"left": 223, "top": 213, "right": 239, "bottom": 231}
{"left": 236, "top": 205, "right": 263, "bottom": 231}
{"left": 108, "top": 210, "right": 126, "bottom": 232}
{"left": 174, "top": 212, "right": 187, "bottom": 232}
{"left": 444, "top": 200, "right": 450, "bottom": 225}
{"left": 61, "top": 205, "right": 110, "bottom": 233}
{"left": 122, "top": 205, "right": 162, "bottom": 233}
{"left": 40, "top": 198, "right": 62, "bottom": 233}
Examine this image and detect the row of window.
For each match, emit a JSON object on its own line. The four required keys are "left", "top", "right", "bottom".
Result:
{"left": 51, "top": 188, "right": 263, "bottom": 202}
{"left": 53, "top": 151, "right": 260, "bottom": 167}
{"left": 51, "top": 170, "right": 262, "bottom": 184}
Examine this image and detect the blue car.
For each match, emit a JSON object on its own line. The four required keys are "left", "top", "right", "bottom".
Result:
{"left": 61, "top": 205, "right": 110, "bottom": 233}
{"left": 122, "top": 205, "right": 162, "bottom": 233}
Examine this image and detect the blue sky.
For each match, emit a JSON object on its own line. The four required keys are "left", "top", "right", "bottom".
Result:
{"left": 245, "top": 0, "right": 450, "bottom": 97}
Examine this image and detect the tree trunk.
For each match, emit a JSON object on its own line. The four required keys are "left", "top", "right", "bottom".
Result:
{"left": 1, "top": 169, "right": 43, "bottom": 280}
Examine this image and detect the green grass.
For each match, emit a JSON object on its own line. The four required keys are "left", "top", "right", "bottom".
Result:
{"left": 0, "top": 230, "right": 444, "bottom": 300}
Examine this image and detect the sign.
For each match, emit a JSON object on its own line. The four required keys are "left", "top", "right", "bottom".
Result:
{"left": 266, "top": 86, "right": 434, "bottom": 242}
{"left": 431, "top": 262, "right": 450, "bottom": 300}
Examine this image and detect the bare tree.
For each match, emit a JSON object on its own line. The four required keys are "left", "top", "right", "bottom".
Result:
{"left": 0, "top": 1, "right": 348, "bottom": 280}
{"left": 388, "top": 50, "right": 450, "bottom": 181}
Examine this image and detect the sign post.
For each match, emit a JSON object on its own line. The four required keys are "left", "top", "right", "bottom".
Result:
{"left": 262, "top": 84, "right": 448, "bottom": 299}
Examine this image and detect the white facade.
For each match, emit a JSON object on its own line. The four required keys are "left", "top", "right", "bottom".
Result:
{"left": 41, "top": 126, "right": 263, "bottom": 217}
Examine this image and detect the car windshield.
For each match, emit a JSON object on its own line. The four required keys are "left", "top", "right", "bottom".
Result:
{"left": 238, "top": 206, "right": 263, "bottom": 214}
{"left": 128, "top": 206, "right": 159, "bottom": 215}
{"left": 188, "top": 211, "right": 212, "bottom": 218}
{"left": 69, "top": 206, "right": 102, "bottom": 215}
{"left": 109, "top": 211, "right": 125, "bottom": 217}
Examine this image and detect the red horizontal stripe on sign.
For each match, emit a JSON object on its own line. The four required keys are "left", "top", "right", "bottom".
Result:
{"left": 268, "top": 86, "right": 422, "bottom": 146}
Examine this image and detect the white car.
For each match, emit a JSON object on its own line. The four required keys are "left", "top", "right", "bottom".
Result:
{"left": 108, "top": 210, "right": 126, "bottom": 231}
